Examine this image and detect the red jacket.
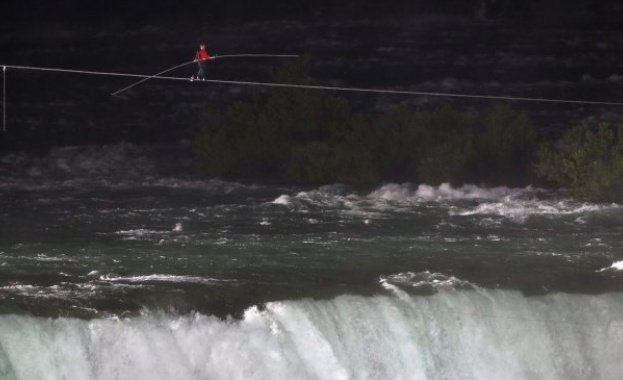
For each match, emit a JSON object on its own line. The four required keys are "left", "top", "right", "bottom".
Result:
{"left": 195, "top": 50, "right": 211, "bottom": 61}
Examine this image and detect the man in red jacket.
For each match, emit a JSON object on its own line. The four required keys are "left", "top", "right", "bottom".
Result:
{"left": 193, "top": 43, "right": 211, "bottom": 80}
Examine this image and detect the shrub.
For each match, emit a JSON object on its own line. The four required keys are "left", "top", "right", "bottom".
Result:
{"left": 194, "top": 58, "right": 537, "bottom": 187}
{"left": 194, "top": 56, "right": 376, "bottom": 184}
{"left": 417, "top": 105, "right": 536, "bottom": 186}
{"left": 536, "top": 124, "right": 623, "bottom": 202}
{"left": 367, "top": 107, "right": 429, "bottom": 182}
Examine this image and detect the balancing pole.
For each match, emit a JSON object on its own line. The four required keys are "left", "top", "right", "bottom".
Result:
{"left": 111, "top": 60, "right": 196, "bottom": 96}
{"left": 111, "top": 54, "right": 299, "bottom": 96}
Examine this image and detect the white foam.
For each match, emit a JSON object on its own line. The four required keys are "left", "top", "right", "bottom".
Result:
{"left": 272, "top": 185, "right": 356, "bottom": 210}
{"left": 380, "top": 271, "right": 472, "bottom": 292}
{"left": 113, "top": 229, "right": 162, "bottom": 238}
{"left": 416, "top": 183, "right": 517, "bottom": 201}
{"left": 367, "top": 183, "right": 416, "bottom": 201}
{"left": 368, "top": 183, "right": 525, "bottom": 203}
{"left": 598, "top": 261, "right": 623, "bottom": 272}
{"left": 98, "top": 274, "right": 221, "bottom": 285}
{"left": 0, "top": 283, "right": 100, "bottom": 302}
{"left": 454, "top": 198, "right": 613, "bottom": 222}
{"left": 1, "top": 291, "right": 623, "bottom": 379}
{"left": 269, "top": 183, "right": 619, "bottom": 223}
{"left": 272, "top": 194, "right": 291, "bottom": 205}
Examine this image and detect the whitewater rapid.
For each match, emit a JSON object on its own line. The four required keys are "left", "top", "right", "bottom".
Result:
{"left": 1, "top": 291, "right": 622, "bottom": 380}
{"left": 2, "top": 143, "right": 623, "bottom": 379}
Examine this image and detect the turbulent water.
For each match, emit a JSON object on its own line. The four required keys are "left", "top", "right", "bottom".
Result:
{"left": 3, "top": 8, "right": 623, "bottom": 379}
{"left": 1, "top": 142, "right": 623, "bottom": 379}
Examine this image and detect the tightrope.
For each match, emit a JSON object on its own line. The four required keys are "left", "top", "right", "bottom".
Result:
{"left": 1, "top": 63, "right": 623, "bottom": 106}
{"left": 111, "top": 54, "right": 300, "bottom": 95}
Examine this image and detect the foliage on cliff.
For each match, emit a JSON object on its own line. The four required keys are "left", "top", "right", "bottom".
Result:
{"left": 536, "top": 124, "right": 623, "bottom": 202}
{"left": 194, "top": 57, "right": 537, "bottom": 187}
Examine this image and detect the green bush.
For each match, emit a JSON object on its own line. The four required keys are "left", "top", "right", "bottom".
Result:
{"left": 417, "top": 105, "right": 536, "bottom": 186}
{"left": 194, "top": 56, "right": 376, "bottom": 184}
{"left": 194, "top": 57, "right": 537, "bottom": 186}
{"left": 367, "top": 107, "right": 429, "bottom": 182}
{"left": 536, "top": 124, "right": 623, "bottom": 202}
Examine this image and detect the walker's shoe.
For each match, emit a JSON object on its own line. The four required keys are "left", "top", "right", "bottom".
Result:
{"left": 190, "top": 76, "right": 195, "bottom": 81}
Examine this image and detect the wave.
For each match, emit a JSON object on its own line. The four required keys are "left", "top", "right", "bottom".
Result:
{"left": 371, "top": 183, "right": 622, "bottom": 222}
{"left": 97, "top": 274, "right": 224, "bottom": 285}
{"left": 372, "top": 183, "right": 529, "bottom": 201}
{"left": 598, "top": 260, "right": 623, "bottom": 272}
{"left": 0, "top": 141, "right": 264, "bottom": 196}
{"left": 273, "top": 183, "right": 541, "bottom": 207}
{"left": 380, "top": 271, "right": 474, "bottom": 296}
{"left": 271, "top": 183, "right": 621, "bottom": 223}
{"left": 270, "top": 184, "right": 357, "bottom": 210}
{"left": 0, "top": 141, "right": 193, "bottom": 180}
{"left": 0, "top": 290, "right": 622, "bottom": 380}
{"left": 3, "top": 142, "right": 621, "bottom": 224}
{"left": 271, "top": 183, "right": 519, "bottom": 209}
